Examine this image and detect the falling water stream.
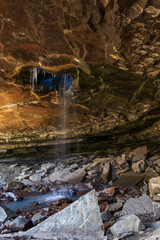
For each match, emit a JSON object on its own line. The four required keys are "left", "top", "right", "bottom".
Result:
{"left": 3, "top": 68, "right": 77, "bottom": 212}
{"left": 60, "top": 74, "right": 67, "bottom": 160}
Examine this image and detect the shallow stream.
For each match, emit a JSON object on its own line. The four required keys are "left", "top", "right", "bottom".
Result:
{"left": 5, "top": 188, "right": 78, "bottom": 212}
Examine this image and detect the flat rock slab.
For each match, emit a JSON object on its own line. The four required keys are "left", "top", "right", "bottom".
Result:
{"left": 49, "top": 168, "right": 85, "bottom": 184}
{"left": 114, "top": 171, "right": 144, "bottom": 187}
{"left": 0, "top": 232, "right": 107, "bottom": 240}
{"left": 131, "top": 146, "right": 148, "bottom": 162}
{"left": 27, "top": 190, "right": 104, "bottom": 239}
{"left": 121, "top": 194, "right": 153, "bottom": 216}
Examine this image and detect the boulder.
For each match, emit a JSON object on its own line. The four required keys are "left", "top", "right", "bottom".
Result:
{"left": 116, "top": 155, "right": 129, "bottom": 170}
{"left": 32, "top": 213, "right": 45, "bottom": 226}
{"left": 132, "top": 160, "right": 146, "bottom": 173}
{"left": 9, "top": 216, "right": 32, "bottom": 232}
{"left": 0, "top": 232, "right": 107, "bottom": 240}
{"left": 41, "top": 163, "right": 55, "bottom": 172}
{"left": 142, "top": 224, "right": 160, "bottom": 240}
{"left": 145, "top": 167, "right": 158, "bottom": 182}
{"left": 9, "top": 164, "right": 18, "bottom": 168}
{"left": 27, "top": 190, "right": 104, "bottom": 239}
{"left": 152, "top": 201, "right": 160, "bottom": 220}
{"left": 21, "top": 179, "right": 33, "bottom": 186}
{"left": 110, "top": 214, "right": 145, "bottom": 237}
{"left": 101, "top": 162, "right": 110, "bottom": 183}
{"left": 101, "top": 212, "right": 112, "bottom": 222}
{"left": 107, "top": 202, "right": 123, "bottom": 213}
{"left": 49, "top": 168, "right": 86, "bottom": 184}
{"left": 121, "top": 194, "right": 153, "bottom": 216}
{"left": 0, "top": 204, "right": 17, "bottom": 223}
{"left": 131, "top": 146, "right": 148, "bottom": 162}
{"left": 29, "top": 174, "right": 42, "bottom": 182}
{"left": 15, "top": 174, "right": 31, "bottom": 181}
{"left": 0, "top": 178, "right": 6, "bottom": 188}
{"left": 149, "top": 177, "right": 160, "bottom": 201}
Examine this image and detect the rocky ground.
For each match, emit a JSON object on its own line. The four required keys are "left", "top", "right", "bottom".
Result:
{"left": 0, "top": 146, "right": 160, "bottom": 239}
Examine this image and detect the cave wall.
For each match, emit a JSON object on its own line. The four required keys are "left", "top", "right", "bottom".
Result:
{"left": 0, "top": 0, "right": 160, "bottom": 157}
{"left": 0, "top": 0, "right": 160, "bottom": 77}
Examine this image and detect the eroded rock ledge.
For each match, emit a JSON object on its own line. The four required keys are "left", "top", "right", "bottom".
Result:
{"left": 0, "top": 65, "right": 159, "bottom": 158}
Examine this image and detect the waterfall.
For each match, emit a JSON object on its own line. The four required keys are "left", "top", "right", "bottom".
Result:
{"left": 30, "top": 67, "right": 46, "bottom": 90}
{"left": 60, "top": 75, "right": 67, "bottom": 160}
{"left": 30, "top": 67, "right": 37, "bottom": 90}
{"left": 29, "top": 67, "right": 73, "bottom": 159}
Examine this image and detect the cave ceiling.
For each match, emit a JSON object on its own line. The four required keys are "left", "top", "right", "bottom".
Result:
{"left": 0, "top": 0, "right": 160, "bottom": 157}
{"left": 0, "top": 0, "right": 160, "bottom": 77}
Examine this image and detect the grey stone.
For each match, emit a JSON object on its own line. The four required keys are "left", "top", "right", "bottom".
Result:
{"left": 27, "top": 190, "right": 104, "bottom": 239}
{"left": 69, "top": 163, "right": 79, "bottom": 169}
{"left": 121, "top": 194, "right": 153, "bottom": 216}
{"left": 15, "top": 174, "right": 31, "bottom": 181}
{"left": 54, "top": 163, "right": 65, "bottom": 172}
{"left": 29, "top": 174, "right": 41, "bottom": 182}
{"left": 151, "top": 221, "right": 160, "bottom": 230}
{"left": 143, "top": 226, "right": 160, "bottom": 240}
{"left": 21, "top": 179, "right": 33, "bottom": 186}
{"left": 22, "top": 167, "right": 31, "bottom": 173}
{"left": 39, "top": 171, "right": 46, "bottom": 177}
{"left": 0, "top": 204, "right": 17, "bottom": 222}
{"left": 9, "top": 216, "right": 32, "bottom": 232}
{"left": 0, "top": 178, "right": 6, "bottom": 188}
{"left": 41, "top": 163, "right": 55, "bottom": 172}
{"left": 101, "top": 212, "right": 112, "bottom": 222}
{"left": 20, "top": 165, "right": 27, "bottom": 169}
{"left": 152, "top": 201, "right": 160, "bottom": 220}
{"left": 49, "top": 168, "right": 85, "bottom": 184}
{"left": 4, "top": 220, "right": 11, "bottom": 228}
{"left": 32, "top": 213, "right": 45, "bottom": 226}
{"left": 110, "top": 214, "right": 145, "bottom": 237}
{"left": 35, "top": 169, "right": 44, "bottom": 173}
{"left": 108, "top": 202, "right": 123, "bottom": 213}
{"left": 0, "top": 207, "right": 7, "bottom": 223}
{"left": 9, "top": 164, "right": 18, "bottom": 168}
{"left": 0, "top": 232, "right": 107, "bottom": 240}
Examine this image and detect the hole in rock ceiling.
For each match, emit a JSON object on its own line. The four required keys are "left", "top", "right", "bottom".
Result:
{"left": 30, "top": 67, "right": 73, "bottom": 96}
{"left": 16, "top": 66, "right": 73, "bottom": 96}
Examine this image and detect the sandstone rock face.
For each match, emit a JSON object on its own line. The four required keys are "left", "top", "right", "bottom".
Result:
{"left": 0, "top": 1, "right": 160, "bottom": 157}
{"left": 0, "top": 0, "right": 160, "bottom": 77}
{"left": 149, "top": 177, "right": 160, "bottom": 201}
{"left": 27, "top": 190, "right": 104, "bottom": 239}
